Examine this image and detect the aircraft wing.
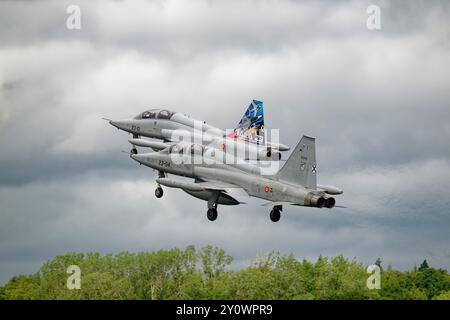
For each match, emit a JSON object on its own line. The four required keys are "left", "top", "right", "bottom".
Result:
{"left": 195, "top": 179, "right": 250, "bottom": 200}
{"left": 198, "top": 180, "right": 249, "bottom": 204}
{"left": 195, "top": 179, "right": 242, "bottom": 190}
{"left": 261, "top": 201, "right": 303, "bottom": 207}
{"left": 156, "top": 178, "right": 248, "bottom": 204}
{"left": 156, "top": 178, "right": 245, "bottom": 193}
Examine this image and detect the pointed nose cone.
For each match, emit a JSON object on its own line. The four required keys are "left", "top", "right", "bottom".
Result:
{"left": 130, "top": 153, "right": 146, "bottom": 164}
{"left": 109, "top": 119, "right": 132, "bottom": 132}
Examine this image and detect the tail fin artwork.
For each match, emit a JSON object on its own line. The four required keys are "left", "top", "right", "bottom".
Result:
{"left": 275, "top": 135, "right": 317, "bottom": 189}
{"left": 227, "top": 100, "right": 265, "bottom": 145}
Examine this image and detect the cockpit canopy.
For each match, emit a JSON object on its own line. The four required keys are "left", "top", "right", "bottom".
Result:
{"left": 160, "top": 143, "right": 205, "bottom": 156}
{"left": 134, "top": 109, "right": 175, "bottom": 120}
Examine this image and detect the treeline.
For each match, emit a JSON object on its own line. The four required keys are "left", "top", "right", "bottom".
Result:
{"left": 1, "top": 246, "right": 450, "bottom": 300}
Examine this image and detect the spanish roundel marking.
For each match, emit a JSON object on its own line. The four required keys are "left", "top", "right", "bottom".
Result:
{"left": 264, "top": 186, "right": 270, "bottom": 193}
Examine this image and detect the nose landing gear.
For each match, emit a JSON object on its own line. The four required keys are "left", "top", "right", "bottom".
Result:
{"left": 131, "top": 134, "right": 139, "bottom": 155}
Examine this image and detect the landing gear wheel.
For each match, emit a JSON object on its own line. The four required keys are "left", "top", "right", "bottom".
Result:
{"left": 131, "top": 147, "right": 138, "bottom": 155}
{"left": 270, "top": 208, "right": 281, "bottom": 222}
{"left": 207, "top": 208, "right": 218, "bottom": 221}
{"left": 155, "top": 187, "right": 163, "bottom": 198}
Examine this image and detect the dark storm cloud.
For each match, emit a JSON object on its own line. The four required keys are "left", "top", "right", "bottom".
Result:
{"left": 1, "top": 0, "right": 450, "bottom": 284}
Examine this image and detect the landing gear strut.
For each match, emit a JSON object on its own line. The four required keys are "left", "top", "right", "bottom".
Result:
{"left": 270, "top": 205, "right": 282, "bottom": 222}
{"left": 131, "top": 134, "right": 139, "bottom": 155}
{"left": 155, "top": 171, "right": 166, "bottom": 198}
{"left": 206, "top": 192, "right": 220, "bottom": 221}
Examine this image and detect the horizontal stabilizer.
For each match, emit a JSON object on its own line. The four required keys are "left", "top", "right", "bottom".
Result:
{"left": 317, "top": 184, "right": 343, "bottom": 195}
{"left": 266, "top": 141, "right": 291, "bottom": 152}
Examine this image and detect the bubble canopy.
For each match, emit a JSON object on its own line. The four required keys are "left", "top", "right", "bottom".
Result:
{"left": 134, "top": 109, "right": 175, "bottom": 120}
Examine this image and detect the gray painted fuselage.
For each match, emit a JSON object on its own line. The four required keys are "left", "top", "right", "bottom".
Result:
{"left": 109, "top": 109, "right": 289, "bottom": 160}
{"left": 131, "top": 151, "right": 322, "bottom": 207}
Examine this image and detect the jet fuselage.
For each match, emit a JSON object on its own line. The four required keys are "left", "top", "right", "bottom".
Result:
{"left": 131, "top": 149, "right": 324, "bottom": 207}
{"left": 110, "top": 108, "right": 289, "bottom": 161}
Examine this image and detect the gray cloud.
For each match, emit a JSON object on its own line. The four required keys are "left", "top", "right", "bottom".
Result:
{"left": 1, "top": 0, "right": 450, "bottom": 284}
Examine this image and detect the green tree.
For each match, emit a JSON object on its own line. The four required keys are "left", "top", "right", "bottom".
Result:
{"left": 433, "top": 290, "right": 450, "bottom": 300}
{"left": 419, "top": 260, "right": 429, "bottom": 271}
{"left": 1, "top": 248, "right": 450, "bottom": 300}
{"left": 375, "top": 258, "right": 383, "bottom": 272}
{"left": 414, "top": 267, "right": 450, "bottom": 299}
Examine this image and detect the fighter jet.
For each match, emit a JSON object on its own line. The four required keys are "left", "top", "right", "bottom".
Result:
{"left": 128, "top": 135, "right": 343, "bottom": 222}
{"left": 106, "top": 100, "right": 290, "bottom": 161}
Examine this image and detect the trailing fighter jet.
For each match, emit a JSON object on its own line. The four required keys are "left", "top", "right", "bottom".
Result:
{"left": 106, "top": 100, "right": 290, "bottom": 161}
{"left": 128, "top": 135, "right": 343, "bottom": 222}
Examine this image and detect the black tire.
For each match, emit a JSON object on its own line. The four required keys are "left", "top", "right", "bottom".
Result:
{"left": 270, "top": 209, "right": 281, "bottom": 222}
{"left": 131, "top": 148, "right": 138, "bottom": 155}
{"left": 155, "top": 187, "right": 163, "bottom": 198}
{"left": 207, "top": 208, "right": 218, "bottom": 221}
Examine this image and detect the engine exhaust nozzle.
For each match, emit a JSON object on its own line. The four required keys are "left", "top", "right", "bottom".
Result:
{"left": 324, "top": 197, "right": 336, "bottom": 208}
{"left": 310, "top": 195, "right": 325, "bottom": 208}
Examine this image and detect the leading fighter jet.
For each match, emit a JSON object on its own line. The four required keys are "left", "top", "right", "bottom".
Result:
{"left": 106, "top": 100, "right": 290, "bottom": 161}
{"left": 128, "top": 134, "right": 343, "bottom": 222}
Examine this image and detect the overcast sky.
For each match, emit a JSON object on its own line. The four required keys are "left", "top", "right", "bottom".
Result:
{"left": 1, "top": 0, "right": 450, "bottom": 284}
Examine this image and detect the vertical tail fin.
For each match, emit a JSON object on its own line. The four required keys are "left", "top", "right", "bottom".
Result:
{"left": 275, "top": 135, "right": 317, "bottom": 189}
{"left": 227, "top": 99, "right": 265, "bottom": 145}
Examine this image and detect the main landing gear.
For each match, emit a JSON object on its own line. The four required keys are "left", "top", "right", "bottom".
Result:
{"left": 155, "top": 171, "right": 165, "bottom": 199}
{"left": 269, "top": 205, "right": 282, "bottom": 222}
{"left": 207, "top": 208, "right": 218, "bottom": 221}
{"left": 206, "top": 192, "right": 220, "bottom": 221}
{"left": 155, "top": 186, "right": 164, "bottom": 198}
